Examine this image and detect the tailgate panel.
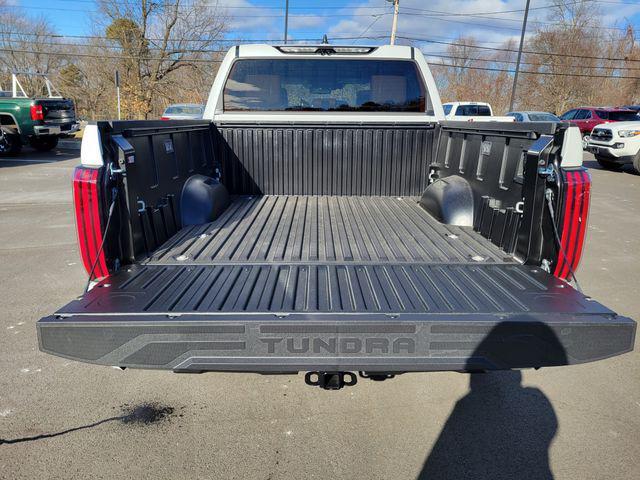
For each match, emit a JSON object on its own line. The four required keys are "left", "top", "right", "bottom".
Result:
{"left": 38, "top": 263, "right": 636, "bottom": 372}
{"left": 36, "top": 99, "right": 75, "bottom": 124}
{"left": 38, "top": 314, "right": 635, "bottom": 372}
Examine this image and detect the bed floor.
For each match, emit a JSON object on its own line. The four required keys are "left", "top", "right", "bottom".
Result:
{"left": 147, "top": 195, "right": 513, "bottom": 266}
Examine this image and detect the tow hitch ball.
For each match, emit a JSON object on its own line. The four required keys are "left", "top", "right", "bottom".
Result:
{"left": 305, "top": 372, "right": 357, "bottom": 390}
{"left": 304, "top": 372, "right": 396, "bottom": 389}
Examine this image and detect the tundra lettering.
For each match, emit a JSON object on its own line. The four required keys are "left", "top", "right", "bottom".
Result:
{"left": 259, "top": 337, "right": 416, "bottom": 354}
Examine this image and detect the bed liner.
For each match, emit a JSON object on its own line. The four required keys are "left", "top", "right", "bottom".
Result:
{"left": 148, "top": 195, "right": 513, "bottom": 266}
{"left": 38, "top": 195, "right": 636, "bottom": 372}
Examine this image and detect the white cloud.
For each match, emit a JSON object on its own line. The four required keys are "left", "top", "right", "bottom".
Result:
{"left": 288, "top": 14, "right": 328, "bottom": 30}
{"left": 219, "top": 0, "right": 640, "bottom": 49}
{"left": 325, "top": 0, "right": 640, "bottom": 49}
{"left": 222, "top": 0, "right": 284, "bottom": 39}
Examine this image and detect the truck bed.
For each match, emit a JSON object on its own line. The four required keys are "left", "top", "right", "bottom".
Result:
{"left": 148, "top": 195, "right": 511, "bottom": 266}
{"left": 62, "top": 195, "right": 518, "bottom": 315}
{"left": 39, "top": 194, "right": 635, "bottom": 372}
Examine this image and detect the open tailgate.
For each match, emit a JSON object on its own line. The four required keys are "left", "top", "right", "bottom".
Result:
{"left": 38, "top": 263, "right": 635, "bottom": 373}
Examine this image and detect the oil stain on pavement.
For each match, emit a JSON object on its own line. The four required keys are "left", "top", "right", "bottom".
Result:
{"left": 0, "top": 402, "right": 179, "bottom": 445}
{"left": 119, "top": 403, "right": 176, "bottom": 425}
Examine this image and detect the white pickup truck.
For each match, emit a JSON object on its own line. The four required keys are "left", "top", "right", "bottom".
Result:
{"left": 37, "top": 44, "right": 634, "bottom": 389}
{"left": 443, "top": 101, "right": 515, "bottom": 122}
{"left": 587, "top": 121, "right": 640, "bottom": 173}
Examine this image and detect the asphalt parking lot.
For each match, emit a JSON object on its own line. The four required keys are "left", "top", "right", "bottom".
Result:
{"left": 0, "top": 146, "right": 638, "bottom": 480}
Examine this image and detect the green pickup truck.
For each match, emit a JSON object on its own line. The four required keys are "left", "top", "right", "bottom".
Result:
{"left": 0, "top": 73, "right": 78, "bottom": 154}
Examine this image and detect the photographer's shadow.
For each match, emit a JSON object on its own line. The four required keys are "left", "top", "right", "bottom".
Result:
{"left": 418, "top": 322, "right": 566, "bottom": 480}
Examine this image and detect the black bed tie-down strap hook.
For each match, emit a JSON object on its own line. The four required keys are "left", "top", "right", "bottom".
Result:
{"left": 304, "top": 371, "right": 358, "bottom": 390}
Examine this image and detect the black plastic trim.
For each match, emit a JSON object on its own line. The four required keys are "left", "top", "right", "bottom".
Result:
{"left": 38, "top": 313, "right": 636, "bottom": 372}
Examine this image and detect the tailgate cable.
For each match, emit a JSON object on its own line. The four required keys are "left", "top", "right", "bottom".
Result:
{"left": 84, "top": 188, "right": 119, "bottom": 293}
{"left": 545, "top": 188, "right": 582, "bottom": 293}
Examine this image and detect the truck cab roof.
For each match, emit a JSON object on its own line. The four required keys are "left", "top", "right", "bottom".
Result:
{"left": 232, "top": 43, "right": 417, "bottom": 59}
{"left": 443, "top": 101, "right": 491, "bottom": 106}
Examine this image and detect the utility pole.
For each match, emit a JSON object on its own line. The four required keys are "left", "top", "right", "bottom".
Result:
{"left": 389, "top": 0, "right": 400, "bottom": 45}
{"left": 284, "top": 0, "right": 289, "bottom": 44}
{"left": 509, "top": 0, "right": 531, "bottom": 112}
{"left": 115, "top": 70, "right": 121, "bottom": 120}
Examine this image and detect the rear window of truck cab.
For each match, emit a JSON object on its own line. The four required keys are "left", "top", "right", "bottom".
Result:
{"left": 164, "top": 105, "right": 203, "bottom": 115}
{"left": 223, "top": 59, "right": 431, "bottom": 113}
{"left": 455, "top": 104, "right": 491, "bottom": 116}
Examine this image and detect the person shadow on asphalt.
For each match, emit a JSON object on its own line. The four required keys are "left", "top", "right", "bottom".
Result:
{"left": 417, "top": 322, "right": 567, "bottom": 480}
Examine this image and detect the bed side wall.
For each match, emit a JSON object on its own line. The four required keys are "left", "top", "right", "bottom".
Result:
{"left": 99, "top": 120, "right": 218, "bottom": 262}
{"left": 427, "top": 121, "right": 561, "bottom": 257}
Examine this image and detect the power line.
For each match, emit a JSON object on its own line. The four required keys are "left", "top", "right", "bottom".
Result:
{"left": 0, "top": 30, "right": 380, "bottom": 43}
{"left": 0, "top": 15, "right": 637, "bottom": 65}
{"left": 423, "top": 52, "right": 640, "bottom": 72}
{"left": 18, "top": 0, "right": 392, "bottom": 9}
{"left": 1, "top": 29, "right": 637, "bottom": 63}
{"left": 433, "top": 62, "right": 640, "bottom": 80}
{"left": 2, "top": 32, "right": 638, "bottom": 65}
{"left": 0, "top": 4, "right": 386, "bottom": 18}
{"left": 357, "top": 15, "right": 385, "bottom": 40}
{"left": 18, "top": 0, "right": 639, "bottom": 12}
{"left": 366, "top": 28, "right": 632, "bottom": 46}
{"left": 2, "top": 45, "right": 640, "bottom": 80}
{"left": 4, "top": 1, "right": 638, "bottom": 33}
{"left": 1, "top": 38, "right": 227, "bottom": 53}
{"left": 5, "top": 36, "right": 640, "bottom": 71}
{"left": 405, "top": 9, "right": 635, "bottom": 33}
{"left": 398, "top": 35, "right": 640, "bottom": 63}
{"left": 402, "top": 0, "right": 636, "bottom": 17}
{"left": 0, "top": 46, "right": 223, "bottom": 63}
{"left": 404, "top": 15, "right": 525, "bottom": 33}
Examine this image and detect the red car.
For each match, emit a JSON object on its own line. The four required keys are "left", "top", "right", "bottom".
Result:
{"left": 559, "top": 107, "right": 638, "bottom": 136}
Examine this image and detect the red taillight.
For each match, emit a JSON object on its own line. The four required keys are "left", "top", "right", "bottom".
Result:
{"left": 30, "top": 104, "right": 44, "bottom": 121}
{"left": 73, "top": 167, "right": 108, "bottom": 280}
{"left": 553, "top": 169, "right": 591, "bottom": 280}
{"left": 160, "top": 116, "right": 170, "bottom": 120}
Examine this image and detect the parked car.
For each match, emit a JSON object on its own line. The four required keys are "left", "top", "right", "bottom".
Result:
{"left": 443, "top": 102, "right": 515, "bottom": 122}
{"left": 621, "top": 105, "right": 640, "bottom": 115}
{"left": 0, "top": 73, "right": 78, "bottom": 154}
{"left": 559, "top": 107, "right": 638, "bottom": 148}
{"left": 588, "top": 121, "right": 640, "bottom": 173}
{"left": 37, "top": 44, "right": 635, "bottom": 390}
{"left": 506, "top": 111, "right": 560, "bottom": 122}
{"left": 160, "top": 103, "right": 204, "bottom": 120}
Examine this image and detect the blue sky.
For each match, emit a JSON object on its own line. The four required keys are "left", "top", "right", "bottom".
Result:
{"left": 6, "top": 0, "right": 640, "bottom": 51}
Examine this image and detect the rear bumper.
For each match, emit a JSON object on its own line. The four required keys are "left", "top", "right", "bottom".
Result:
{"left": 33, "top": 122, "right": 79, "bottom": 136}
{"left": 37, "top": 313, "right": 636, "bottom": 373}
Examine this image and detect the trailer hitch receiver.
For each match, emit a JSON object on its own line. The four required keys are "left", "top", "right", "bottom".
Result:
{"left": 305, "top": 371, "right": 357, "bottom": 390}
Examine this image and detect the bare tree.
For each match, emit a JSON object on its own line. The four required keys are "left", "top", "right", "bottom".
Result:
{"left": 518, "top": 0, "right": 637, "bottom": 113}
{"left": 92, "top": 0, "right": 228, "bottom": 119}
{"left": 431, "top": 37, "right": 515, "bottom": 114}
{"left": 429, "top": 0, "right": 638, "bottom": 114}
{"left": 0, "top": 2, "right": 64, "bottom": 95}
{"left": 57, "top": 44, "right": 118, "bottom": 120}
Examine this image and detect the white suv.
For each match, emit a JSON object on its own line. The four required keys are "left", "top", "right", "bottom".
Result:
{"left": 442, "top": 102, "right": 515, "bottom": 122}
{"left": 588, "top": 121, "right": 640, "bottom": 173}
